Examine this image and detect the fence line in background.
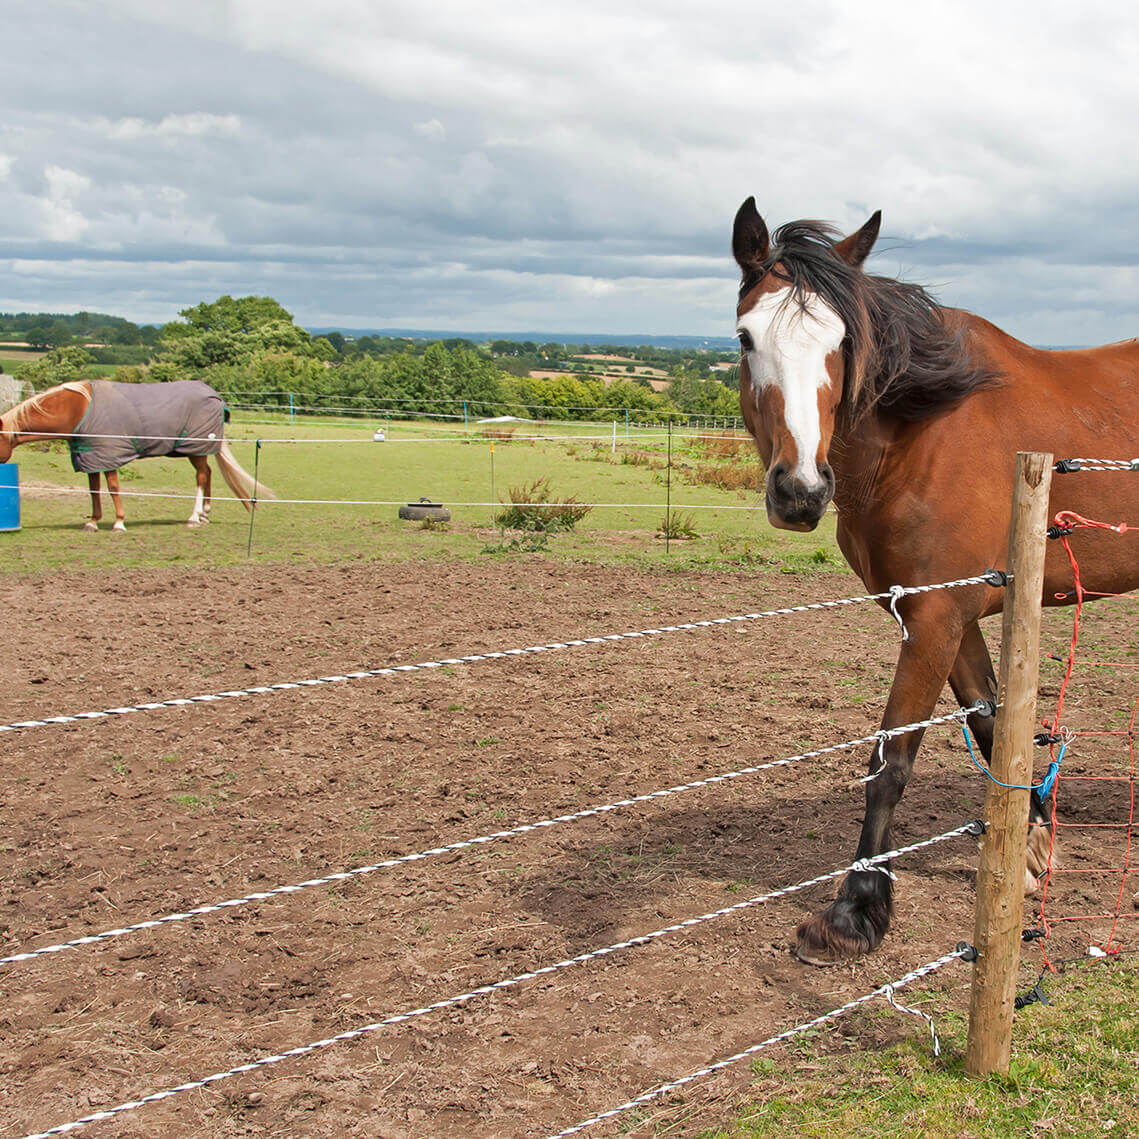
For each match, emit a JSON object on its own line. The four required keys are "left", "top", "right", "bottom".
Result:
{"left": 18, "top": 828, "right": 975, "bottom": 1139}
{"left": 10, "top": 426, "right": 750, "bottom": 445}
{"left": 33, "top": 485, "right": 770, "bottom": 510}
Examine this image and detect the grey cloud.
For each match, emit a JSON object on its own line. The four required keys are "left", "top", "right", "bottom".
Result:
{"left": 3, "top": 0, "right": 1139, "bottom": 343}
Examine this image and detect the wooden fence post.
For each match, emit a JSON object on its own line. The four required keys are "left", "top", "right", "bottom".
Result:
{"left": 965, "top": 451, "right": 1053, "bottom": 1075}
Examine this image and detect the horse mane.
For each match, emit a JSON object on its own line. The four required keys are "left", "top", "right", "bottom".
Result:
{"left": 6, "top": 381, "right": 91, "bottom": 432}
{"left": 740, "top": 220, "right": 1000, "bottom": 422}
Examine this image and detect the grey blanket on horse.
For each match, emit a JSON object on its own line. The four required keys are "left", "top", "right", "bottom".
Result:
{"left": 69, "top": 380, "right": 225, "bottom": 474}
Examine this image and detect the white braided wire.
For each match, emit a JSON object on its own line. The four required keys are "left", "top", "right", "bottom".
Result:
{"left": 0, "top": 579, "right": 998, "bottom": 736}
{"left": 17, "top": 826, "right": 972, "bottom": 1139}
{"left": 0, "top": 703, "right": 985, "bottom": 968}
{"left": 1056, "top": 458, "right": 1139, "bottom": 472}
{"left": 545, "top": 946, "right": 968, "bottom": 1138}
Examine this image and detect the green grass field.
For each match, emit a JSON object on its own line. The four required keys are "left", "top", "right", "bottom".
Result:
{"left": 0, "top": 412, "right": 843, "bottom": 575}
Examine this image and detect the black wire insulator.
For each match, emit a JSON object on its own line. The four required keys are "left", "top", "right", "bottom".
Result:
{"left": 983, "top": 569, "right": 1009, "bottom": 587}
{"left": 1054, "top": 459, "right": 1081, "bottom": 473}
{"left": 956, "top": 941, "right": 979, "bottom": 962}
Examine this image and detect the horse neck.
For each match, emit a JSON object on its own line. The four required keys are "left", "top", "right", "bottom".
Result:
{"left": 6, "top": 383, "right": 91, "bottom": 441}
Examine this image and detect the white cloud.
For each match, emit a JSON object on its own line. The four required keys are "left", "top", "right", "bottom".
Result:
{"left": 38, "top": 165, "right": 93, "bottom": 242}
{"left": 100, "top": 112, "right": 242, "bottom": 140}
{"left": 413, "top": 119, "right": 446, "bottom": 142}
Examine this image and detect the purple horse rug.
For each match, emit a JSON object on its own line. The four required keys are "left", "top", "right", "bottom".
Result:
{"left": 69, "top": 380, "right": 226, "bottom": 474}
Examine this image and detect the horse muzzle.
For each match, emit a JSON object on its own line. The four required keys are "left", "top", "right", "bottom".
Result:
{"left": 765, "top": 462, "right": 835, "bottom": 531}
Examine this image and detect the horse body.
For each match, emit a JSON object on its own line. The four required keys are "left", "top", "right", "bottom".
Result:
{"left": 0, "top": 379, "right": 268, "bottom": 531}
{"left": 732, "top": 198, "right": 1139, "bottom": 963}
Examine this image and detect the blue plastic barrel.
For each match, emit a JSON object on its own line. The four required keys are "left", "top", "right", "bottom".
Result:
{"left": 0, "top": 464, "right": 20, "bottom": 531}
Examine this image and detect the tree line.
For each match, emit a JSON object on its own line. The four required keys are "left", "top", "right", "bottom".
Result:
{"left": 9, "top": 297, "right": 743, "bottom": 423}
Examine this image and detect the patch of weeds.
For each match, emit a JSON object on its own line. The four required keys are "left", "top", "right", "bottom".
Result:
{"left": 657, "top": 510, "right": 699, "bottom": 540}
{"left": 494, "top": 476, "right": 592, "bottom": 533}
{"left": 780, "top": 547, "right": 843, "bottom": 573}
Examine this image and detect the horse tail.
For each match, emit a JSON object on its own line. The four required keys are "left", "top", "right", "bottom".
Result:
{"left": 214, "top": 441, "right": 276, "bottom": 511}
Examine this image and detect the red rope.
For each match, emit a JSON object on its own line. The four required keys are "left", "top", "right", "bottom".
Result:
{"left": 1036, "top": 514, "right": 1138, "bottom": 966}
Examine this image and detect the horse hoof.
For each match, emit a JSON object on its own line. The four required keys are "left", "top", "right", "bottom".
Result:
{"left": 794, "top": 896, "right": 890, "bottom": 965}
{"left": 112, "top": 523, "right": 126, "bottom": 533}
{"left": 793, "top": 941, "right": 846, "bottom": 967}
{"left": 82, "top": 522, "right": 98, "bottom": 532}
{"left": 187, "top": 519, "right": 201, "bottom": 528}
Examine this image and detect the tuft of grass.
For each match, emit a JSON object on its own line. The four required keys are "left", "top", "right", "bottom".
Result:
{"left": 657, "top": 510, "right": 700, "bottom": 540}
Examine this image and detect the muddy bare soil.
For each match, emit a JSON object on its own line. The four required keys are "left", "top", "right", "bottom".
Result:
{"left": 0, "top": 560, "right": 1133, "bottom": 1137}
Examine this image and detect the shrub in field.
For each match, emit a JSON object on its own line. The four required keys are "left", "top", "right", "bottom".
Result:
{"left": 688, "top": 462, "right": 762, "bottom": 493}
{"left": 619, "top": 449, "right": 663, "bottom": 469}
{"left": 495, "top": 477, "right": 592, "bottom": 533}
{"left": 657, "top": 510, "right": 699, "bottom": 539}
{"left": 692, "top": 431, "right": 754, "bottom": 460}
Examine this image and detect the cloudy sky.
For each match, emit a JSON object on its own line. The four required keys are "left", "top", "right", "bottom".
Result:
{"left": 3, "top": 0, "right": 1138, "bottom": 342}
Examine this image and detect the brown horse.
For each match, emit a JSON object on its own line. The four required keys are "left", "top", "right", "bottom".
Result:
{"left": 0, "top": 379, "right": 270, "bottom": 531}
{"left": 731, "top": 197, "right": 1139, "bottom": 963}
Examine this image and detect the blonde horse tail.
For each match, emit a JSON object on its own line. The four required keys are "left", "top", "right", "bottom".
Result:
{"left": 215, "top": 440, "right": 276, "bottom": 511}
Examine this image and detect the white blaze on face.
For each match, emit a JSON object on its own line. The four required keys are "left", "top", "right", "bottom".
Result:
{"left": 737, "top": 286, "right": 844, "bottom": 486}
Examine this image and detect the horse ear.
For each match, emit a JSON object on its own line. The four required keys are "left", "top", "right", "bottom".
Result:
{"left": 835, "top": 210, "right": 881, "bottom": 268}
{"left": 732, "top": 196, "right": 770, "bottom": 274}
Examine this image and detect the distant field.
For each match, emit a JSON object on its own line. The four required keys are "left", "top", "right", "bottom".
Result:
{"left": 0, "top": 348, "right": 46, "bottom": 365}
{"left": 0, "top": 411, "right": 841, "bottom": 575}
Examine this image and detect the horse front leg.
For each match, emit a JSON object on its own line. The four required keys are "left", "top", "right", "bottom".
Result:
{"left": 84, "top": 472, "right": 102, "bottom": 531}
{"left": 105, "top": 470, "right": 126, "bottom": 532}
{"left": 796, "top": 596, "right": 967, "bottom": 964}
{"left": 948, "top": 621, "right": 1053, "bottom": 893}
{"left": 188, "top": 456, "right": 210, "bottom": 525}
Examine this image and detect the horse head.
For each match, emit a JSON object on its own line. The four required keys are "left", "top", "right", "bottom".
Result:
{"left": 732, "top": 197, "right": 881, "bottom": 531}
{"left": 0, "top": 412, "right": 14, "bottom": 463}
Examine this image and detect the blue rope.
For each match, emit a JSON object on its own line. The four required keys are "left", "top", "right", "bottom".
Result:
{"left": 962, "top": 724, "right": 1065, "bottom": 797}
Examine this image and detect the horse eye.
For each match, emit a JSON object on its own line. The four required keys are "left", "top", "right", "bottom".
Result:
{"left": 737, "top": 330, "right": 754, "bottom": 352}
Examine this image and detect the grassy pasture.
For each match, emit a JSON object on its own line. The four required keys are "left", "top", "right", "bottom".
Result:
{"left": 0, "top": 412, "right": 843, "bottom": 575}
{"left": 709, "top": 959, "right": 1139, "bottom": 1137}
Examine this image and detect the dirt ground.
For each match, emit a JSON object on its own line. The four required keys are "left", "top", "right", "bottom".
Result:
{"left": 0, "top": 559, "right": 1134, "bottom": 1138}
